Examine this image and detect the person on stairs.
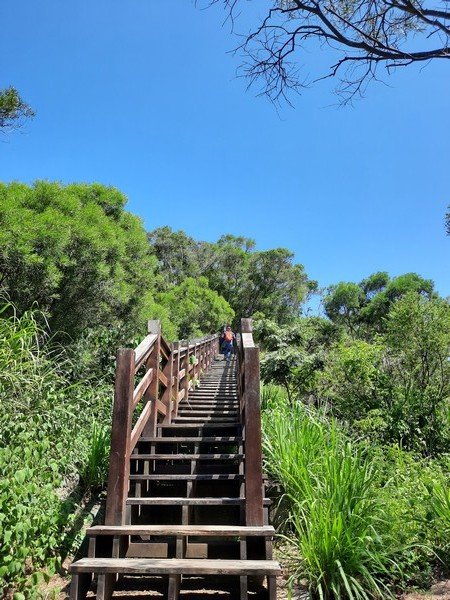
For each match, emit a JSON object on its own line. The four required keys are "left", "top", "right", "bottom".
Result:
{"left": 221, "top": 325, "right": 235, "bottom": 363}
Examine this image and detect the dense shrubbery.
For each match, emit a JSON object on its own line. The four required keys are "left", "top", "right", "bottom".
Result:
{"left": 262, "top": 386, "right": 450, "bottom": 598}
{"left": 0, "top": 304, "right": 112, "bottom": 595}
{"left": 257, "top": 274, "right": 450, "bottom": 597}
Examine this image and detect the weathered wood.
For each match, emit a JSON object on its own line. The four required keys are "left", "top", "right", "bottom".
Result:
{"left": 244, "top": 345, "right": 264, "bottom": 527}
{"left": 105, "top": 348, "right": 135, "bottom": 526}
{"left": 126, "top": 543, "right": 168, "bottom": 558}
{"left": 139, "top": 436, "right": 242, "bottom": 443}
{"left": 70, "top": 558, "right": 281, "bottom": 576}
{"left": 132, "top": 368, "right": 154, "bottom": 410}
{"left": 144, "top": 320, "right": 161, "bottom": 438}
{"left": 134, "top": 334, "right": 158, "bottom": 372}
{"left": 129, "top": 453, "right": 244, "bottom": 460}
{"left": 87, "top": 525, "right": 275, "bottom": 536}
{"left": 159, "top": 370, "right": 169, "bottom": 389}
{"left": 129, "top": 402, "right": 153, "bottom": 451}
{"left": 129, "top": 473, "right": 244, "bottom": 481}
{"left": 126, "top": 497, "right": 272, "bottom": 506}
{"left": 171, "top": 341, "right": 181, "bottom": 418}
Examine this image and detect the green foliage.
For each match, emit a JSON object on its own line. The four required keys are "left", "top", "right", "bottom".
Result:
{"left": 257, "top": 316, "right": 341, "bottom": 401}
{"left": 0, "top": 181, "right": 164, "bottom": 339}
{"left": 324, "top": 272, "right": 435, "bottom": 335}
{"left": 149, "top": 228, "right": 314, "bottom": 325}
{"left": 0, "top": 87, "right": 34, "bottom": 130}
{"left": 80, "top": 423, "right": 110, "bottom": 490}
{"left": 0, "top": 303, "right": 113, "bottom": 595}
{"left": 157, "top": 276, "right": 234, "bottom": 339}
{"left": 263, "top": 399, "right": 397, "bottom": 599}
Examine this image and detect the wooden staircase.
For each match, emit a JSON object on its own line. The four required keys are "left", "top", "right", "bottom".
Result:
{"left": 70, "top": 320, "right": 280, "bottom": 599}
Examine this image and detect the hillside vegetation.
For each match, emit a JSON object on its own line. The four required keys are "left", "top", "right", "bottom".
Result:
{"left": 0, "top": 181, "right": 448, "bottom": 598}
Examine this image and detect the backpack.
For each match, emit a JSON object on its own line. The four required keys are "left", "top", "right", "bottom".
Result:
{"left": 224, "top": 330, "right": 233, "bottom": 342}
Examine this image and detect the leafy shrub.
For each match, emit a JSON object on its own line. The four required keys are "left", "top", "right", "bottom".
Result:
{"left": 0, "top": 303, "right": 113, "bottom": 595}
{"left": 263, "top": 399, "right": 398, "bottom": 599}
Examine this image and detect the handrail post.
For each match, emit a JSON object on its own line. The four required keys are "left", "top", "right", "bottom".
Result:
{"left": 162, "top": 342, "right": 174, "bottom": 423}
{"left": 172, "top": 341, "right": 181, "bottom": 418}
{"left": 241, "top": 318, "right": 264, "bottom": 527}
{"left": 183, "top": 339, "right": 190, "bottom": 401}
{"left": 144, "top": 320, "right": 161, "bottom": 437}
{"left": 105, "top": 348, "right": 135, "bottom": 525}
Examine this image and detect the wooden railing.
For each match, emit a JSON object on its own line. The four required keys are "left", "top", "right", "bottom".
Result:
{"left": 236, "top": 318, "right": 264, "bottom": 527}
{"left": 105, "top": 321, "right": 219, "bottom": 525}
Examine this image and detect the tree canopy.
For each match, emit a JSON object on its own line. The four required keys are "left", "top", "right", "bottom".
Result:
{"left": 0, "top": 87, "right": 34, "bottom": 131}
{"left": 323, "top": 271, "right": 434, "bottom": 333}
{"left": 0, "top": 181, "right": 159, "bottom": 338}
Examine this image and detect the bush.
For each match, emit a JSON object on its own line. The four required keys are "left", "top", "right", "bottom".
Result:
{"left": 263, "top": 399, "right": 398, "bottom": 599}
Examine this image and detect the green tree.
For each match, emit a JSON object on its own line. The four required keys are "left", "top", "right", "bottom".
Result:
{"left": 205, "top": 235, "right": 313, "bottom": 324}
{"left": 324, "top": 272, "right": 435, "bottom": 335}
{"left": 0, "top": 181, "right": 164, "bottom": 338}
{"left": 157, "top": 277, "right": 234, "bottom": 339}
{"left": 148, "top": 226, "right": 213, "bottom": 289}
{"left": 0, "top": 87, "right": 34, "bottom": 130}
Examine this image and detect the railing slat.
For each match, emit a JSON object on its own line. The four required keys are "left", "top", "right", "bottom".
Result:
{"left": 130, "top": 401, "right": 153, "bottom": 451}
{"left": 132, "top": 368, "right": 154, "bottom": 410}
{"left": 134, "top": 334, "right": 158, "bottom": 372}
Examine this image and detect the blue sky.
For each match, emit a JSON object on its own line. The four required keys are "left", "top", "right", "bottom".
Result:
{"left": 1, "top": 1, "right": 449, "bottom": 303}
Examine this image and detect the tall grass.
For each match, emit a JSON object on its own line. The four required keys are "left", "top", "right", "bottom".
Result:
{"left": 263, "top": 398, "right": 397, "bottom": 599}
{"left": 80, "top": 422, "right": 110, "bottom": 490}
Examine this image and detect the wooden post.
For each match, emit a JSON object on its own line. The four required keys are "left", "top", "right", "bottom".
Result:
{"left": 241, "top": 319, "right": 264, "bottom": 527}
{"left": 105, "top": 348, "right": 135, "bottom": 526}
{"left": 172, "top": 341, "right": 181, "bottom": 418}
{"left": 161, "top": 343, "right": 174, "bottom": 423}
{"left": 144, "top": 320, "right": 161, "bottom": 438}
{"left": 184, "top": 340, "right": 190, "bottom": 400}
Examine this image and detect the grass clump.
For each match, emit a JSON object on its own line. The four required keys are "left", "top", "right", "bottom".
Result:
{"left": 263, "top": 398, "right": 397, "bottom": 599}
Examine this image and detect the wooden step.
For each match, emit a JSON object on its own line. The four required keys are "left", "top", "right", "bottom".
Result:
{"left": 158, "top": 423, "right": 241, "bottom": 429}
{"left": 172, "top": 417, "right": 239, "bottom": 423}
{"left": 129, "top": 474, "right": 244, "bottom": 481}
{"left": 70, "top": 557, "right": 281, "bottom": 575}
{"left": 87, "top": 525, "right": 274, "bottom": 536}
{"left": 130, "top": 454, "right": 244, "bottom": 460}
{"left": 126, "top": 497, "right": 272, "bottom": 506}
{"left": 178, "top": 410, "right": 238, "bottom": 414}
{"left": 139, "top": 437, "right": 242, "bottom": 443}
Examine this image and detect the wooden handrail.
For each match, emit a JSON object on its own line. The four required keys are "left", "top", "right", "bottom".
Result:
{"left": 105, "top": 321, "right": 220, "bottom": 526}
{"left": 237, "top": 318, "right": 264, "bottom": 527}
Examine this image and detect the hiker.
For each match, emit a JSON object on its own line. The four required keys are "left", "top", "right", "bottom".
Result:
{"left": 220, "top": 325, "right": 235, "bottom": 362}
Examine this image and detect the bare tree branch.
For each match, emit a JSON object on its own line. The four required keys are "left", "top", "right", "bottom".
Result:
{"left": 203, "top": 0, "right": 450, "bottom": 102}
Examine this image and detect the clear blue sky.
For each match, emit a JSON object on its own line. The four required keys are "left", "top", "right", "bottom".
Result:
{"left": 1, "top": 1, "right": 449, "bottom": 302}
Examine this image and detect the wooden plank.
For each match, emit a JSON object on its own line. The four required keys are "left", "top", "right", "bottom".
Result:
{"left": 126, "top": 543, "right": 168, "bottom": 558}
{"left": 156, "top": 399, "right": 167, "bottom": 416}
{"left": 70, "top": 558, "right": 281, "bottom": 575}
{"left": 129, "top": 454, "right": 244, "bottom": 460}
{"left": 240, "top": 319, "right": 264, "bottom": 528}
{"left": 126, "top": 497, "right": 252, "bottom": 506}
{"left": 87, "top": 525, "right": 275, "bottom": 536}
{"left": 177, "top": 388, "right": 185, "bottom": 401}
{"left": 134, "top": 334, "right": 158, "bottom": 372}
{"left": 105, "top": 349, "right": 134, "bottom": 526}
{"left": 158, "top": 370, "right": 168, "bottom": 389}
{"left": 144, "top": 321, "right": 161, "bottom": 438}
{"left": 129, "top": 474, "right": 244, "bottom": 481}
{"left": 178, "top": 368, "right": 186, "bottom": 381}
{"left": 130, "top": 402, "right": 152, "bottom": 451}
{"left": 186, "top": 543, "right": 208, "bottom": 558}
{"left": 132, "top": 368, "right": 154, "bottom": 410}
{"left": 138, "top": 436, "right": 242, "bottom": 443}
